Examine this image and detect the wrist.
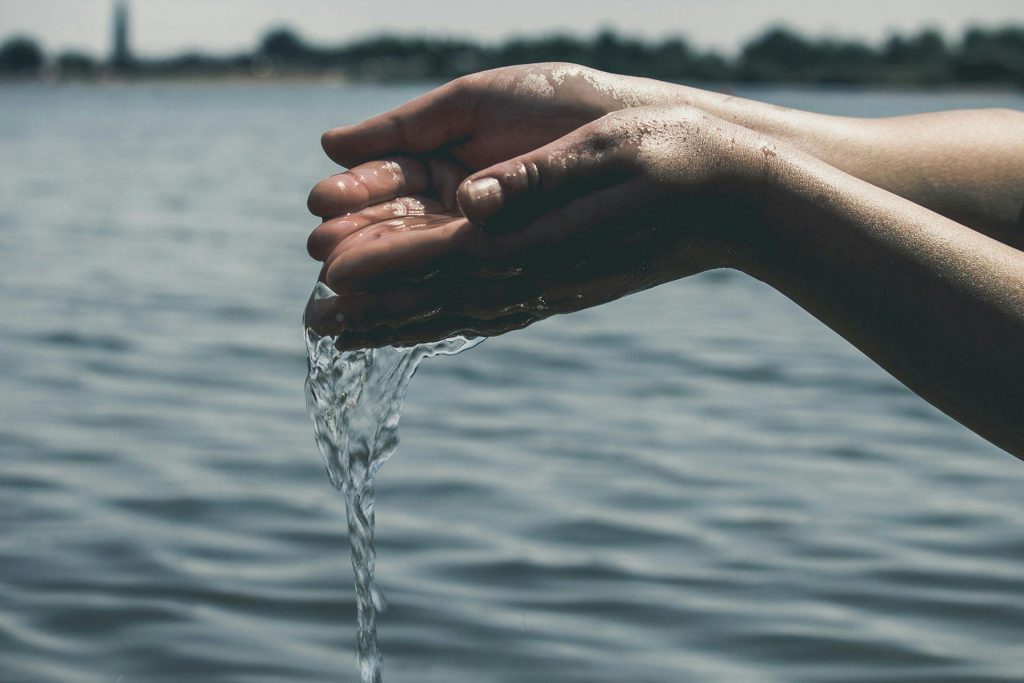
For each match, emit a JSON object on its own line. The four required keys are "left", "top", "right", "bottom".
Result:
{"left": 737, "top": 140, "right": 851, "bottom": 287}
{"left": 720, "top": 133, "right": 820, "bottom": 279}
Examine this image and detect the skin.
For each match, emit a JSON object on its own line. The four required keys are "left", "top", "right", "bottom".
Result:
{"left": 310, "top": 63, "right": 1024, "bottom": 243}
{"left": 304, "top": 63, "right": 1024, "bottom": 460}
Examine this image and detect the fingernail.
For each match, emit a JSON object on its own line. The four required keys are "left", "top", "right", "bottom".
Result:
{"left": 464, "top": 177, "right": 504, "bottom": 217}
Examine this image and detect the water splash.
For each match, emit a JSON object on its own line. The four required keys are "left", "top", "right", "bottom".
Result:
{"left": 303, "top": 282, "right": 479, "bottom": 682}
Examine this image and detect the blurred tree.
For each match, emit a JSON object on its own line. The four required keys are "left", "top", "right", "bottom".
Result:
{"left": 56, "top": 51, "right": 97, "bottom": 77}
{"left": 259, "top": 27, "right": 310, "bottom": 62}
{"left": 589, "top": 28, "right": 648, "bottom": 74}
{"left": 489, "top": 34, "right": 590, "bottom": 70}
{"left": 955, "top": 26, "right": 1024, "bottom": 84}
{"left": 883, "top": 29, "right": 946, "bottom": 64}
{"left": 0, "top": 36, "right": 44, "bottom": 73}
{"left": 881, "top": 29, "right": 950, "bottom": 83}
{"left": 649, "top": 37, "right": 693, "bottom": 78}
{"left": 6, "top": 22, "right": 1023, "bottom": 86}
{"left": 738, "top": 27, "right": 816, "bottom": 80}
{"left": 739, "top": 27, "right": 898, "bottom": 83}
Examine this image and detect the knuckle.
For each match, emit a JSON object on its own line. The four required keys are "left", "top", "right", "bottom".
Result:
{"left": 581, "top": 117, "right": 627, "bottom": 156}
{"left": 487, "top": 158, "right": 541, "bottom": 197}
{"left": 447, "top": 75, "right": 471, "bottom": 97}
{"left": 386, "top": 113, "right": 409, "bottom": 149}
{"left": 520, "top": 159, "right": 543, "bottom": 194}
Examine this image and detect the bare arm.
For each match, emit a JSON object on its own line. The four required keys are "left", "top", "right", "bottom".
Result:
{"left": 565, "top": 67, "right": 1024, "bottom": 244}
{"left": 313, "top": 63, "right": 1024, "bottom": 245}
{"left": 748, "top": 144, "right": 1024, "bottom": 458}
{"left": 665, "top": 85, "right": 1024, "bottom": 245}
{"left": 306, "top": 72, "right": 1024, "bottom": 460}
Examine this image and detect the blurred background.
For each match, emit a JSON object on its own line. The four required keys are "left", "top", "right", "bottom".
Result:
{"left": 1, "top": 1, "right": 1022, "bottom": 682}
{"left": 4, "top": 0, "right": 1024, "bottom": 84}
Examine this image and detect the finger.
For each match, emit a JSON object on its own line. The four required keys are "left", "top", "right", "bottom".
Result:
{"left": 307, "top": 156, "right": 469, "bottom": 220}
{"left": 307, "top": 157, "right": 429, "bottom": 219}
{"left": 324, "top": 216, "right": 482, "bottom": 289}
{"left": 304, "top": 287, "right": 439, "bottom": 334}
{"left": 357, "top": 194, "right": 446, "bottom": 220}
{"left": 321, "top": 79, "right": 475, "bottom": 168}
{"left": 455, "top": 117, "right": 634, "bottom": 228}
{"left": 324, "top": 177, "right": 654, "bottom": 292}
{"left": 306, "top": 195, "right": 446, "bottom": 261}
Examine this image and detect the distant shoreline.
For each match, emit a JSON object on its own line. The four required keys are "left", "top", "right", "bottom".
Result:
{"left": 4, "top": 25, "right": 1024, "bottom": 92}
{"left": 2, "top": 72, "right": 1022, "bottom": 95}
{"left": 0, "top": 70, "right": 353, "bottom": 86}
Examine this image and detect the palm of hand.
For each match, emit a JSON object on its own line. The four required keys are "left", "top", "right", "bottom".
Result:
{"left": 305, "top": 189, "right": 734, "bottom": 349}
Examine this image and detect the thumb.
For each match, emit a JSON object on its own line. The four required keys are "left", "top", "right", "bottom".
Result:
{"left": 456, "top": 123, "right": 628, "bottom": 228}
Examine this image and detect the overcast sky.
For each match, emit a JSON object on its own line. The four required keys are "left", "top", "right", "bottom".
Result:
{"left": 4, "top": 0, "right": 1023, "bottom": 58}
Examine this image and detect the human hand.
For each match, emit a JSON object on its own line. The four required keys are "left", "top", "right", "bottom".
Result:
{"left": 305, "top": 63, "right": 707, "bottom": 287}
{"left": 305, "top": 105, "right": 777, "bottom": 348}
{"left": 314, "top": 63, "right": 682, "bottom": 179}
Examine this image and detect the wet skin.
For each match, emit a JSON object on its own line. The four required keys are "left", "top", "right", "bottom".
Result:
{"left": 305, "top": 63, "right": 1024, "bottom": 459}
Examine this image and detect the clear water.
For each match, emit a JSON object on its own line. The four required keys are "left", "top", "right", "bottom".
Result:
{"left": 303, "top": 283, "right": 479, "bottom": 682}
{"left": 1, "top": 82, "right": 1022, "bottom": 683}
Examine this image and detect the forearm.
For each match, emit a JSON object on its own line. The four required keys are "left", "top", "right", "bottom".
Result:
{"left": 634, "top": 78, "right": 1024, "bottom": 244}
{"left": 744, "top": 147, "right": 1024, "bottom": 459}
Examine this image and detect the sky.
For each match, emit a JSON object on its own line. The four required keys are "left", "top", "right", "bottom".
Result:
{"left": 3, "top": 0, "right": 1023, "bottom": 59}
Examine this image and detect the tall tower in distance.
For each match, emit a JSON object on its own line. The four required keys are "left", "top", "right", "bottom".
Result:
{"left": 111, "top": 1, "right": 132, "bottom": 69}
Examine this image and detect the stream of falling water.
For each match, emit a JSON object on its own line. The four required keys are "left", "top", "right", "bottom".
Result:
{"left": 303, "top": 283, "right": 479, "bottom": 682}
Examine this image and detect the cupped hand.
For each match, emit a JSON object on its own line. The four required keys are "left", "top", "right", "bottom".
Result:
{"left": 316, "top": 62, "right": 681, "bottom": 178}
{"left": 305, "top": 63, "right": 690, "bottom": 282}
{"left": 305, "top": 105, "right": 778, "bottom": 348}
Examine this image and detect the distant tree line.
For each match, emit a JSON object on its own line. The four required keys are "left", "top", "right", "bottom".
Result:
{"left": 3, "top": 24, "right": 1024, "bottom": 87}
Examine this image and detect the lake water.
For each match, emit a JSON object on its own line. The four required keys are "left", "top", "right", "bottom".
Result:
{"left": 1, "top": 81, "right": 1022, "bottom": 683}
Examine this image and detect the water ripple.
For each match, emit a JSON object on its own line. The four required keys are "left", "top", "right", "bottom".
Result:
{"left": 1, "top": 83, "right": 1022, "bottom": 683}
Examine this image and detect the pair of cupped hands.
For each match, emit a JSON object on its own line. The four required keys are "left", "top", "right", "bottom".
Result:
{"left": 306, "top": 63, "right": 781, "bottom": 348}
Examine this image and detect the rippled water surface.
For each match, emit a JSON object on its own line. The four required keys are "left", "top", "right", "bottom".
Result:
{"left": 1, "top": 82, "right": 1022, "bottom": 682}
